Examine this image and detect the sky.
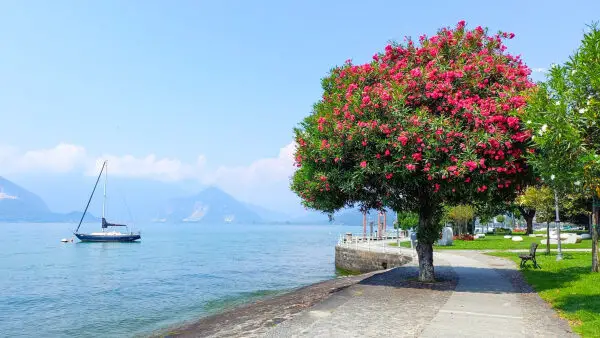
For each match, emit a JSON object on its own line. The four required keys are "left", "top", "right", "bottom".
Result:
{"left": 0, "top": 0, "right": 599, "bottom": 214}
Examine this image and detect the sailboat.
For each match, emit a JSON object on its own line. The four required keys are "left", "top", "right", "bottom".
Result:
{"left": 73, "top": 160, "right": 141, "bottom": 242}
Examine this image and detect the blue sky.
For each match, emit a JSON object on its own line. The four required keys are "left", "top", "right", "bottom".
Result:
{"left": 0, "top": 0, "right": 599, "bottom": 213}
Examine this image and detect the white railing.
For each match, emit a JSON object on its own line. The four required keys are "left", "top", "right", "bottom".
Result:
{"left": 336, "top": 230, "right": 409, "bottom": 252}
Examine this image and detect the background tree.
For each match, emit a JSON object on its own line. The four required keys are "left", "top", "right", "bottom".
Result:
{"left": 474, "top": 200, "right": 510, "bottom": 233}
{"left": 517, "top": 185, "right": 554, "bottom": 253}
{"left": 525, "top": 23, "right": 600, "bottom": 265}
{"left": 446, "top": 204, "right": 475, "bottom": 235}
{"left": 496, "top": 214, "right": 505, "bottom": 228}
{"left": 570, "top": 23, "right": 600, "bottom": 272}
{"left": 394, "top": 211, "right": 419, "bottom": 231}
{"left": 291, "top": 21, "right": 535, "bottom": 281}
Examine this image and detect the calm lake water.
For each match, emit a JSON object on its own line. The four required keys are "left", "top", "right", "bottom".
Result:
{"left": 0, "top": 222, "right": 346, "bottom": 337}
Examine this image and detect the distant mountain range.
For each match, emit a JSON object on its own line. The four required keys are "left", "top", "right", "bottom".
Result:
{"left": 159, "top": 187, "right": 262, "bottom": 223}
{"left": 0, "top": 176, "right": 396, "bottom": 226}
{"left": 0, "top": 177, "right": 98, "bottom": 223}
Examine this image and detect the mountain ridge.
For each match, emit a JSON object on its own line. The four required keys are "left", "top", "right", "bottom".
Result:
{"left": 0, "top": 176, "right": 99, "bottom": 222}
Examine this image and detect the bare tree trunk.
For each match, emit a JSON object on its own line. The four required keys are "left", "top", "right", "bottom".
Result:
{"left": 416, "top": 194, "right": 438, "bottom": 282}
{"left": 416, "top": 242, "right": 434, "bottom": 281}
{"left": 593, "top": 198, "right": 599, "bottom": 272}
{"left": 546, "top": 221, "right": 550, "bottom": 255}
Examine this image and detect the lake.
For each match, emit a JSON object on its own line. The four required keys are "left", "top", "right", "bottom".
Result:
{"left": 0, "top": 222, "right": 345, "bottom": 337}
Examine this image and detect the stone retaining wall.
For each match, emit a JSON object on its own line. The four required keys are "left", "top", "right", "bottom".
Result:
{"left": 335, "top": 245, "right": 412, "bottom": 273}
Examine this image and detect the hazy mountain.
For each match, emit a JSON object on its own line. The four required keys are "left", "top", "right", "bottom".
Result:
{"left": 0, "top": 176, "right": 51, "bottom": 221}
{"left": 332, "top": 208, "right": 396, "bottom": 227}
{"left": 12, "top": 173, "right": 204, "bottom": 222}
{"left": 244, "top": 203, "right": 291, "bottom": 222}
{"left": 0, "top": 176, "right": 99, "bottom": 222}
{"left": 162, "top": 186, "right": 262, "bottom": 223}
{"left": 288, "top": 210, "right": 331, "bottom": 224}
{"left": 286, "top": 207, "right": 397, "bottom": 226}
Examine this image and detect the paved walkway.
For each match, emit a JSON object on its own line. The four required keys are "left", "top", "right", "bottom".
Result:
{"left": 263, "top": 242, "right": 577, "bottom": 338}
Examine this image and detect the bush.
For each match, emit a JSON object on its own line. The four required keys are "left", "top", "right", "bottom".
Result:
{"left": 453, "top": 234, "right": 475, "bottom": 241}
{"left": 493, "top": 228, "right": 512, "bottom": 235}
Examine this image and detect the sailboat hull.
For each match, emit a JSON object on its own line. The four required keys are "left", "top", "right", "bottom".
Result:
{"left": 75, "top": 233, "right": 141, "bottom": 242}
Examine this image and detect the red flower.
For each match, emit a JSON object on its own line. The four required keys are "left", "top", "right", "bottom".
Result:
{"left": 507, "top": 116, "right": 519, "bottom": 129}
{"left": 385, "top": 173, "right": 393, "bottom": 179}
{"left": 412, "top": 153, "right": 422, "bottom": 161}
{"left": 406, "top": 164, "right": 416, "bottom": 171}
{"left": 464, "top": 161, "right": 478, "bottom": 171}
{"left": 360, "top": 161, "right": 367, "bottom": 168}
{"left": 397, "top": 135, "right": 408, "bottom": 146}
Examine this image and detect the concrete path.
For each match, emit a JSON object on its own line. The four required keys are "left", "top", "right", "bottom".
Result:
{"left": 263, "top": 242, "right": 577, "bottom": 338}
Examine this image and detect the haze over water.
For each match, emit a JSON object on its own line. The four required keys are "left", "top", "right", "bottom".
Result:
{"left": 0, "top": 223, "right": 342, "bottom": 337}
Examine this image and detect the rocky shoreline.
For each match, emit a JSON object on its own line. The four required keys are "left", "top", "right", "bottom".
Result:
{"left": 149, "top": 270, "right": 384, "bottom": 338}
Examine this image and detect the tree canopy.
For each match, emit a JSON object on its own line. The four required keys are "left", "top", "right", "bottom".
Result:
{"left": 291, "top": 21, "right": 535, "bottom": 281}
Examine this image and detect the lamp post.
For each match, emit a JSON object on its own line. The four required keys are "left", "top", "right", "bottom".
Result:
{"left": 554, "top": 189, "right": 563, "bottom": 261}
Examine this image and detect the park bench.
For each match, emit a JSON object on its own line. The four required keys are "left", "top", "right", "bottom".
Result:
{"left": 519, "top": 243, "right": 540, "bottom": 269}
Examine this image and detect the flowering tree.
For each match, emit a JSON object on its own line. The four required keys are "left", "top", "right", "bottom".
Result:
{"left": 291, "top": 21, "right": 535, "bottom": 281}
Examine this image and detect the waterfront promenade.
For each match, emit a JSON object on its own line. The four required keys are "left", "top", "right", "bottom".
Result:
{"left": 169, "top": 240, "right": 578, "bottom": 337}
{"left": 264, "top": 241, "right": 577, "bottom": 337}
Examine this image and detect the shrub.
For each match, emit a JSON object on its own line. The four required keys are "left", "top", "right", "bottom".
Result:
{"left": 453, "top": 234, "right": 475, "bottom": 241}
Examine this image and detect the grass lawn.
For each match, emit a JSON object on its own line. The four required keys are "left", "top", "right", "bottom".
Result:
{"left": 391, "top": 234, "right": 592, "bottom": 250}
{"left": 490, "top": 252, "right": 600, "bottom": 337}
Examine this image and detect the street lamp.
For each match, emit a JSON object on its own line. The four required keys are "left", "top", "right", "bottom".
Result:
{"left": 551, "top": 175, "right": 563, "bottom": 261}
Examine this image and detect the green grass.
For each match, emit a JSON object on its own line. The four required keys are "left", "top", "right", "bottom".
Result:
{"left": 489, "top": 252, "right": 600, "bottom": 337}
{"left": 392, "top": 234, "right": 592, "bottom": 250}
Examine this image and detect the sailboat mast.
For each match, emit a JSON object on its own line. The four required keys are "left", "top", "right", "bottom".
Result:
{"left": 103, "top": 161, "right": 107, "bottom": 220}
{"left": 74, "top": 161, "right": 106, "bottom": 233}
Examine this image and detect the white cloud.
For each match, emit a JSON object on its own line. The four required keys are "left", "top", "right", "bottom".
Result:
{"left": 0, "top": 141, "right": 301, "bottom": 211}
{"left": 204, "top": 142, "right": 299, "bottom": 209}
{"left": 532, "top": 67, "right": 547, "bottom": 73}
{"left": 87, "top": 154, "right": 207, "bottom": 181}
{"left": 0, "top": 142, "right": 299, "bottom": 193}
{"left": 0, "top": 143, "right": 86, "bottom": 174}
{"left": 207, "top": 142, "right": 296, "bottom": 186}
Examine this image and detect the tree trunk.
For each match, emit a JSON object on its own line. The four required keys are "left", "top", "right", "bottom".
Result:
{"left": 593, "top": 199, "right": 599, "bottom": 273}
{"left": 416, "top": 242, "right": 434, "bottom": 281}
{"left": 525, "top": 216, "right": 534, "bottom": 235}
{"left": 592, "top": 223, "right": 598, "bottom": 272}
{"left": 517, "top": 206, "right": 535, "bottom": 235}
{"left": 546, "top": 221, "right": 550, "bottom": 255}
{"left": 416, "top": 194, "right": 439, "bottom": 282}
